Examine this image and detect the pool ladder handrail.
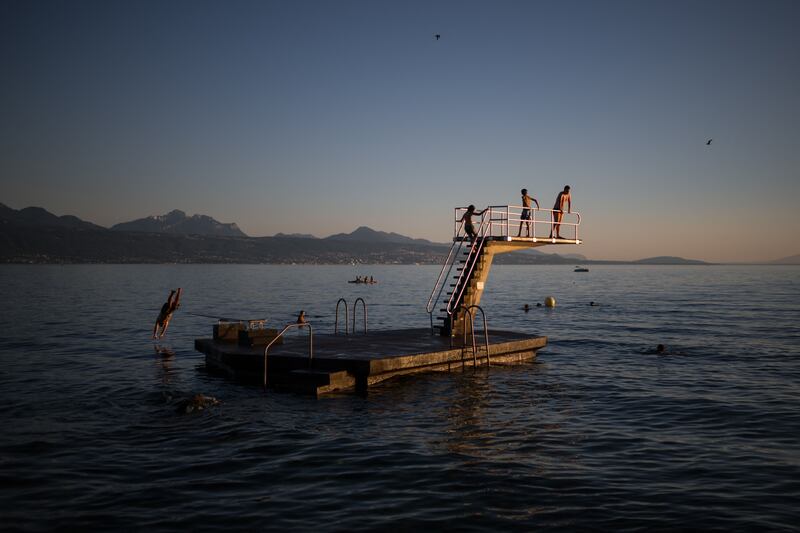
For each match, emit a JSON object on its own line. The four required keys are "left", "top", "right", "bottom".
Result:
{"left": 335, "top": 297, "right": 368, "bottom": 335}
{"left": 353, "top": 297, "right": 367, "bottom": 334}
{"left": 263, "top": 322, "right": 313, "bottom": 388}
{"left": 462, "top": 305, "right": 490, "bottom": 367}
{"left": 335, "top": 298, "right": 348, "bottom": 335}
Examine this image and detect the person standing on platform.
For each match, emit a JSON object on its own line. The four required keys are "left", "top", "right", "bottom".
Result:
{"left": 550, "top": 185, "right": 572, "bottom": 239}
{"left": 517, "top": 188, "right": 540, "bottom": 237}
{"left": 460, "top": 205, "right": 484, "bottom": 242}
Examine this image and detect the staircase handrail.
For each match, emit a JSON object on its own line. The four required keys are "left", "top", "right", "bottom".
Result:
{"left": 263, "top": 322, "right": 313, "bottom": 388}
{"left": 426, "top": 219, "right": 467, "bottom": 327}
{"left": 445, "top": 211, "right": 491, "bottom": 315}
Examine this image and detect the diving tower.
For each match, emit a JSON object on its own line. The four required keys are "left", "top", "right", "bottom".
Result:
{"left": 427, "top": 205, "right": 582, "bottom": 337}
{"left": 194, "top": 204, "right": 582, "bottom": 396}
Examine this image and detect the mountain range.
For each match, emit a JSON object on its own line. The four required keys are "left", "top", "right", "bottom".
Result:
{"left": 324, "top": 226, "right": 435, "bottom": 245}
{"left": 769, "top": 254, "right": 800, "bottom": 265}
{"left": 0, "top": 203, "right": 726, "bottom": 265}
{"left": 0, "top": 203, "right": 103, "bottom": 230}
{"left": 109, "top": 209, "right": 246, "bottom": 237}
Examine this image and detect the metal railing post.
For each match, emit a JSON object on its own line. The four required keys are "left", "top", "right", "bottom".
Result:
{"left": 353, "top": 297, "right": 367, "bottom": 334}
{"left": 335, "top": 298, "right": 348, "bottom": 335}
{"left": 263, "top": 322, "right": 313, "bottom": 389}
{"left": 462, "top": 307, "right": 478, "bottom": 366}
{"left": 465, "top": 304, "right": 490, "bottom": 366}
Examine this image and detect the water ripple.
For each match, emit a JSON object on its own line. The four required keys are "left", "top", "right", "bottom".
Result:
{"left": 1, "top": 264, "right": 799, "bottom": 530}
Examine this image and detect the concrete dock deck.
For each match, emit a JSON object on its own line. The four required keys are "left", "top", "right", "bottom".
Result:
{"left": 195, "top": 328, "right": 546, "bottom": 395}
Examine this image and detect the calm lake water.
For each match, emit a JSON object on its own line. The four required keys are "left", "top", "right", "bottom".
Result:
{"left": 1, "top": 264, "right": 799, "bottom": 531}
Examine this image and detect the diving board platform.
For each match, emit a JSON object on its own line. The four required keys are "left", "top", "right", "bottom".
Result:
{"left": 427, "top": 204, "right": 582, "bottom": 338}
{"left": 194, "top": 202, "right": 580, "bottom": 396}
{"left": 457, "top": 235, "right": 581, "bottom": 244}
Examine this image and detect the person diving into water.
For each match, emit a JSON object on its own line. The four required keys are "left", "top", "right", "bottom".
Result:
{"left": 153, "top": 288, "right": 182, "bottom": 339}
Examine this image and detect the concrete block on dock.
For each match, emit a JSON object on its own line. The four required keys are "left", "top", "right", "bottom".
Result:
{"left": 213, "top": 322, "right": 241, "bottom": 342}
{"left": 275, "top": 369, "right": 356, "bottom": 395}
{"left": 238, "top": 328, "right": 282, "bottom": 347}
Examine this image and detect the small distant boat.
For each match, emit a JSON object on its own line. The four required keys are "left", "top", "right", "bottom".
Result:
{"left": 574, "top": 266, "right": 589, "bottom": 272}
{"left": 348, "top": 278, "right": 377, "bottom": 284}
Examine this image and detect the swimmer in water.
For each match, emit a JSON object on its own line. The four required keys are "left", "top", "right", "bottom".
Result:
{"left": 642, "top": 344, "right": 669, "bottom": 355}
{"left": 523, "top": 304, "right": 531, "bottom": 312}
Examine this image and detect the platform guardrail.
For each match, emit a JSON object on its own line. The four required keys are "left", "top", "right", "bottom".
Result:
{"left": 454, "top": 205, "right": 581, "bottom": 241}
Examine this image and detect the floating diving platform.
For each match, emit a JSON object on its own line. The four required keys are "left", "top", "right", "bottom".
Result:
{"left": 195, "top": 328, "right": 546, "bottom": 396}
{"left": 195, "top": 203, "right": 579, "bottom": 396}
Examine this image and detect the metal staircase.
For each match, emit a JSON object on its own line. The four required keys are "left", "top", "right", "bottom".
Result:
{"left": 427, "top": 203, "right": 583, "bottom": 339}
{"left": 427, "top": 212, "right": 491, "bottom": 337}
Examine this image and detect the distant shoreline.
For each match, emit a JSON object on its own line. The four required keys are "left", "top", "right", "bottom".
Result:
{"left": 3, "top": 204, "right": 795, "bottom": 265}
{"left": 5, "top": 260, "right": 798, "bottom": 266}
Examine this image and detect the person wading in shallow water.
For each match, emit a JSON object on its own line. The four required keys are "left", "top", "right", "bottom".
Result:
{"left": 153, "top": 288, "right": 182, "bottom": 339}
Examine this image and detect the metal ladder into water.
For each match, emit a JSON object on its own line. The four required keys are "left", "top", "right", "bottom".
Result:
{"left": 334, "top": 297, "right": 368, "bottom": 335}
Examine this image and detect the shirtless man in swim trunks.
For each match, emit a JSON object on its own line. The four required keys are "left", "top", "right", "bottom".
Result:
{"left": 550, "top": 185, "right": 571, "bottom": 239}
{"left": 461, "top": 205, "right": 484, "bottom": 242}
{"left": 153, "top": 288, "right": 182, "bottom": 339}
{"left": 517, "top": 188, "right": 540, "bottom": 237}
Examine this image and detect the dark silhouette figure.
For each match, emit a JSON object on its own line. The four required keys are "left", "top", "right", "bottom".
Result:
{"left": 706, "top": 139, "right": 712, "bottom": 145}
{"left": 517, "top": 188, "right": 540, "bottom": 237}
{"left": 549, "top": 185, "right": 571, "bottom": 239}
{"left": 153, "top": 288, "right": 182, "bottom": 339}
{"left": 460, "top": 205, "right": 484, "bottom": 242}
{"left": 435, "top": 34, "right": 441, "bottom": 40}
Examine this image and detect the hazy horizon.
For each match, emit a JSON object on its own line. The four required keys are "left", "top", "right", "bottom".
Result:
{"left": 3, "top": 199, "right": 798, "bottom": 264}
{"left": 2, "top": 0, "right": 798, "bottom": 263}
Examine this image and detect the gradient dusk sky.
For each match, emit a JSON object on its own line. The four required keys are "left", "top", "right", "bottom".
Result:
{"left": 2, "top": 0, "right": 798, "bottom": 262}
